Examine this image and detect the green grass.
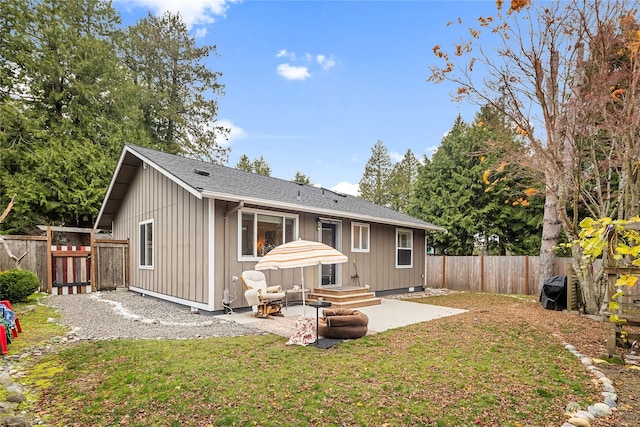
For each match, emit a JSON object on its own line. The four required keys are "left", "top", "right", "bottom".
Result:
{"left": 19, "top": 293, "right": 600, "bottom": 427}
{"left": 5, "top": 294, "right": 66, "bottom": 355}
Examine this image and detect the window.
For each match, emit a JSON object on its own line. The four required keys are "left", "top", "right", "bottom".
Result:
{"left": 239, "top": 210, "right": 298, "bottom": 259}
{"left": 139, "top": 220, "right": 154, "bottom": 268}
{"left": 396, "top": 229, "right": 413, "bottom": 268}
{"left": 351, "top": 223, "right": 370, "bottom": 252}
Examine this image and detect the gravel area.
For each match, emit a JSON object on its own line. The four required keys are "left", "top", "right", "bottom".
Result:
{"left": 41, "top": 290, "right": 261, "bottom": 340}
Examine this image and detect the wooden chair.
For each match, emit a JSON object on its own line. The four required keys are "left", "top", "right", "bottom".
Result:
{"left": 240, "top": 270, "right": 285, "bottom": 318}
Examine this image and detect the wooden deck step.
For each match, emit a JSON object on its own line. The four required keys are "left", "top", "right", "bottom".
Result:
{"left": 309, "top": 291, "right": 376, "bottom": 304}
{"left": 308, "top": 286, "right": 381, "bottom": 309}
{"left": 322, "top": 297, "right": 382, "bottom": 309}
{"left": 312, "top": 286, "right": 369, "bottom": 297}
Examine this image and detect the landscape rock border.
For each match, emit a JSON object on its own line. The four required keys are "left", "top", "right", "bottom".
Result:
{"left": 561, "top": 343, "right": 618, "bottom": 427}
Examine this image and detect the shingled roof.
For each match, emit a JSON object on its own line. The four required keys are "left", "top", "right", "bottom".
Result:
{"left": 95, "top": 144, "right": 446, "bottom": 233}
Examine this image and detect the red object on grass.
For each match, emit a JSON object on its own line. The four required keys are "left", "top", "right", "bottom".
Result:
{"left": 0, "top": 300, "right": 22, "bottom": 336}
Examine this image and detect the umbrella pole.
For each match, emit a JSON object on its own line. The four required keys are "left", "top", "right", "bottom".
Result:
{"left": 300, "top": 267, "right": 306, "bottom": 317}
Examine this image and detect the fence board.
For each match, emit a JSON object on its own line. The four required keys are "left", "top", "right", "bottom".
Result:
{"left": 0, "top": 236, "right": 128, "bottom": 292}
{"left": 0, "top": 236, "right": 48, "bottom": 291}
{"left": 426, "top": 255, "right": 576, "bottom": 295}
{"left": 95, "top": 242, "right": 129, "bottom": 290}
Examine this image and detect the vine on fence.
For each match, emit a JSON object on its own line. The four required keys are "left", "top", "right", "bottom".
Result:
{"left": 578, "top": 216, "right": 640, "bottom": 324}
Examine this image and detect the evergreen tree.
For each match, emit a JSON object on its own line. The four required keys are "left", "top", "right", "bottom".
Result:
{"left": 410, "top": 112, "right": 543, "bottom": 255}
{"left": 235, "top": 154, "right": 271, "bottom": 176}
{"left": 252, "top": 156, "right": 271, "bottom": 176}
{"left": 123, "top": 11, "right": 229, "bottom": 163}
{"left": 388, "top": 149, "right": 419, "bottom": 213}
{"left": 293, "top": 171, "right": 312, "bottom": 185}
{"left": 0, "top": 0, "right": 148, "bottom": 233}
{"left": 235, "top": 155, "right": 253, "bottom": 172}
{"left": 359, "top": 140, "right": 393, "bottom": 206}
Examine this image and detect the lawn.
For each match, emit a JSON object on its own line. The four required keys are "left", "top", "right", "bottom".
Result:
{"left": 17, "top": 293, "right": 608, "bottom": 427}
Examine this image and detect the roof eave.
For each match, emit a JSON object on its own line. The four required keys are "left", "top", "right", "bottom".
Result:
{"left": 94, "top": 145, "right": 203, "bottom": 230}
{"left": 200, "top": 191, "right": 446, "bottom": 232}
{"left": 94, "top": 148, "right": 130, "bottom": 231}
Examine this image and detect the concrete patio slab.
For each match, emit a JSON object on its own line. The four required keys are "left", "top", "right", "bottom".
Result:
{"left": 217, "top": 298, "right": 467, "bottom": 339}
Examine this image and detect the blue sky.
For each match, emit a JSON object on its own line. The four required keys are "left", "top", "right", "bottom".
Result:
{"left": 114, "top": 1, "right": 490, "bottom": 195}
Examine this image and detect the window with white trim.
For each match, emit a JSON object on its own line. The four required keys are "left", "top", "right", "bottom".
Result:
{"left": 139, "top": 219, "right": 154, "bottom": 268}
{"left": 396, "top": 229, "right": 413, "bottom": 268}
{"left": 351, "top": 222, "right": 370, "bottom": 252}
{"left": 239, "top": 210, "right": 297, "bottom": 259}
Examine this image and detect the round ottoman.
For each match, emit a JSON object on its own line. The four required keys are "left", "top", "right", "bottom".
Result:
{"left": 318, "top": 308, "right": 369, "bottom": 339}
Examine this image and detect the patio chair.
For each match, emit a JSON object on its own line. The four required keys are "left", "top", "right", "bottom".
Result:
{"left": 240, "top": 270, "right": 286, "bottom": 318}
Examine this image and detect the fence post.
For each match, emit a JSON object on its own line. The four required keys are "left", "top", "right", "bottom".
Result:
{"left": 46, "top": 226, "right": 52, "bottom": 293}
{"left": 90, "top": 230, "right": 96, "bottom": 292}
{"left": 480, "top": 256, "right": 485, "bottom": 292}
{"left": 525, "top": 255, "right": 530, "bottom": 295}
{"left": 441, "top": 256, "right": 446, "bottom": 289}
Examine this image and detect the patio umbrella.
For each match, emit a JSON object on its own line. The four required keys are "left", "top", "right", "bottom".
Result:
{"left": 254, "top": 239, "right": 348, "bottom": 316}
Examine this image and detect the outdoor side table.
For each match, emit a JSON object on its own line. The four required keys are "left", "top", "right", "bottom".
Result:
{"left": 308, "top": 300, "right": 332, "bottom": 346}
{"left": 284, "top": 287, "right": 310, "bottom": 309}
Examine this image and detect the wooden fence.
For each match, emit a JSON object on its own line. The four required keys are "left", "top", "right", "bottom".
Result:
{"left": 0, "top": 236, "right": 48, "bottom": 290}
{"left": 425, "top": 255, "right": 575, "bottom": 295}
{"left": 0, "top": 236, "right": 588, "bottom": 298}
{"left": 94, "top": 239, "right": 129, "bottom": 291}
{"left": 0, "top": 235, "right": 128, "bottom": 293}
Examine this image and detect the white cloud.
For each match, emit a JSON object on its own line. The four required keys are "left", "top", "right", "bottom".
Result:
{"left": 390, "top": 151, "right": 404, "bottom": 163}
{"left": 331, "top": 181, "right": 360, "bottom": 197}
{"left": 423, "top": 145, "right": 439, "bottom": 159}
{"left": 275, "top": 49, "right": 336, "bottom": 81}
{"left": 277, "top": 63, "right": 310, "bottom": 81}
{"left": 316, "top": 54, "right": 336, "bottom": 70}
{"left": 119, "top": 0, "right": 238, "bottom": 28}
{"left": 276, "top": 49, "right": 296, "bottom": 61}
{"left": 216, "top": 119, "right": 247, "bottom": 146}
{"left": 194, "top": 27, "right": 208, "bottom": 38}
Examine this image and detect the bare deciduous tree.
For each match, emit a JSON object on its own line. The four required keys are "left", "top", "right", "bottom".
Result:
{"left": 0, "top": 194, "right": 26, "bottom": 267}
{"left": 429, "top": 0, "right": 640, "bottom": 313}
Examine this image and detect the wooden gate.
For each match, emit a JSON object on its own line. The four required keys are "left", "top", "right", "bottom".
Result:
{"left": 49, "top": 245, "right": 92, "bottom": 295}
{"left": 94, "top": 239, "right": 129, "bottom": 291}
{"left": 43, "top": 226, "right": 130, "bottom": 294}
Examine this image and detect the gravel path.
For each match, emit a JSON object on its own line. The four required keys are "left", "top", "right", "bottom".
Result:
{"left": 42, "top": 290, "right": 261, "bottom": 340}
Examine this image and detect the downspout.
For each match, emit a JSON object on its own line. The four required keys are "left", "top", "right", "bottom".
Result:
{"left": 224, "top": 201, "right": 244, "bottom": 305}
{"left": 423, "top": 231, "right": 427, "bottom": 290}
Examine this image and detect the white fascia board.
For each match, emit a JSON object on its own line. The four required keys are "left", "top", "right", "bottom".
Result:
{"left": 200, "top": 191, "right": 446, "bottom": 233}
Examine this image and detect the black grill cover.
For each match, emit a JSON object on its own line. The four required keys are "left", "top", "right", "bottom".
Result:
{"left": 540, "top": 275, "right": 567, "bottom": 310}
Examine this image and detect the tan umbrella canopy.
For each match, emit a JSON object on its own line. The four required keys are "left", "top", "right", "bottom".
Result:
{"left": 254, "top": 239, "right": 348, "bottom": 316}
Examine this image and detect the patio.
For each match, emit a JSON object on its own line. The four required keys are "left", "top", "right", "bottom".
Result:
{"left": 218, "top": 298, "right": 467, "bottom": 339}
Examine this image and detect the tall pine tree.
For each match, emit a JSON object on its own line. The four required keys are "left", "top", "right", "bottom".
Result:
{"left": 410, "top": 111, "right": 543, "bottom": 255}
{"left": 0, "top": 0, "right": 147, "bottom": 232}
{"left": 388, "top": 149, "right": 419, "bottom": 213}
{"left": 359, "top": 140, "right": 393, "bottom": 206}
{"left": 123, "top": 12, "right": 229, "bottom": 163}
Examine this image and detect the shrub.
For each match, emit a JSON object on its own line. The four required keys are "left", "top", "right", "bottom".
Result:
{"left": 0, "top": 268, "right": 40, "bottom": 303}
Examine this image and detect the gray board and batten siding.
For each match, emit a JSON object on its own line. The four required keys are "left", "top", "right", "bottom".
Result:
{"left": 112, "top": 163, "right": 211, "bottom": 307}
{"left": 95, "top": 144, "right": 445, "bottom": 311}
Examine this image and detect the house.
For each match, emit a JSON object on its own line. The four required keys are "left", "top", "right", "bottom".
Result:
{"left": 94, "top": 145, "right": 446, "bottom": 312}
